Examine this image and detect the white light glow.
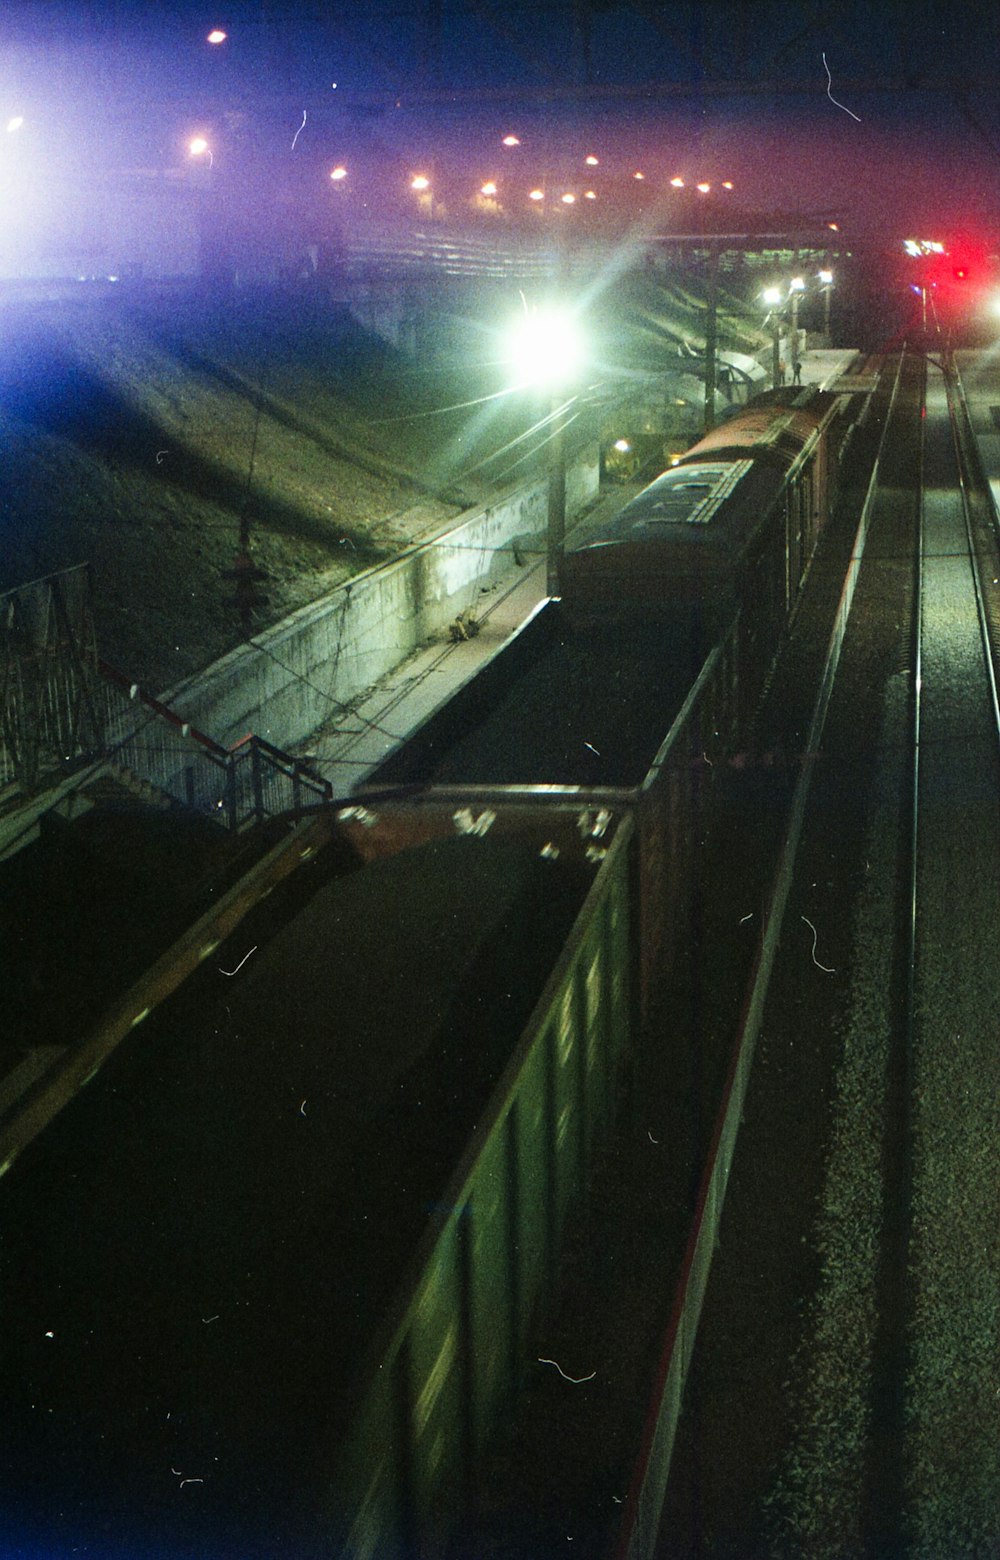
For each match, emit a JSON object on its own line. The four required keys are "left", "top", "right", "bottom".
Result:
{"left": 6, "top": 116, "right": 24, "bottom": 133}
{"left": 506, "top": 306, "right": 585, "bottom": 387}
{"left": 670, "top": 177, "right": 684, "bottom": 188}
{"left": 585, "top": 154, "right": 599, "bottom": 166}
{"left": 528, "top": 188, "right": 544, "bottom": 201}
{"left": 480, "top": 180, "right": 497, "bottom": 196}
{"left": 330, "top": 165, "right": 348, "bottom": 181}
{"left": 411, "top": 174, "right": 430, "bottom": 191}
{"left": 502, "top": 134, "right": 520, "bottom": 147}
{"left": 207, "top": 28, "right": 227, "bottom": 44}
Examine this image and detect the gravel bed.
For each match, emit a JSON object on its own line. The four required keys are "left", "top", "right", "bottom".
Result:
{"left": 762, "top": 672, "right": 908, "bottom": 1556}
{"left": 905, "top": 380, "right": 1000, "bottom": 1552}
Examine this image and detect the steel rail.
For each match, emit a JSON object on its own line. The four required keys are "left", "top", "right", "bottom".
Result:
{"left": 864, "top": 345, "right": 925, "bottom": 1552}
{"left": 945, "top": 361, "right": 1000, "bottom": 743}
{"left": 869, "top": 339, "right": 1000, "bottom": 1549}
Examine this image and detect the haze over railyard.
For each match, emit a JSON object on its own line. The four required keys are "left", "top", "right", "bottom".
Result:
{"left": 0, "top": 270, "right": 765, "bottom": 691}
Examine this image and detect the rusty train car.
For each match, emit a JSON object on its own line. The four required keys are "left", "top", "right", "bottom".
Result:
{"left": 559, "top": 388, "right": 853, "bottom": 725}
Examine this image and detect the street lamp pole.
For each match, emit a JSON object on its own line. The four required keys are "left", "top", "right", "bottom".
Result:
{"left": 791, "top": 290, "right": 801, "bottom": 381}
{"left": 762, "top": 287, "right": 783, "bottom": 388}
{"left": 504, "top": 302, "right": 584, "bottom": 598}
{"left": 818, "top": 268, "right": 834, "bottom": 340}
{"left": 547, "top": 395, "right": 567, "bottom": 596}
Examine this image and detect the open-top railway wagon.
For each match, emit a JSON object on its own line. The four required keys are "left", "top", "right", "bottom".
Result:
{"left": 0, "top": 372, "right": 879, "bottom": 1560}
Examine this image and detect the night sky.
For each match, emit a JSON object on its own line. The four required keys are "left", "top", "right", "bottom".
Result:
{"left": 2, "top": 1, "right": 998, "bottom": 249}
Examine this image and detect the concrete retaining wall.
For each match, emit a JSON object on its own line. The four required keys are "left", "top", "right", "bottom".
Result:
{"left": 159, "top": 441, "right": 600, "bottom": 766}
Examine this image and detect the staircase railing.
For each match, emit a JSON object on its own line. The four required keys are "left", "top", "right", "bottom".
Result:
{"left": 96, "top": 660, "right": 332, "bottom": 828}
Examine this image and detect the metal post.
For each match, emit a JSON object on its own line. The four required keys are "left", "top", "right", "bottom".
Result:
{"left": 225, "top": 758, "right": 238, "bottom": 831}
{"left": 703, "top": 242, "right": 719, "bottom": 434}
{"left": 547, "top": 394, "right": 567, "bottom": 597}
{"left": 250, "top": 740, "right": 264, "bottom": 821}
{"left": 791, "top": 292, "right": 801, "bottom": 381}
{"left": 772, "top": 317, "right": 781, "bottom": 390}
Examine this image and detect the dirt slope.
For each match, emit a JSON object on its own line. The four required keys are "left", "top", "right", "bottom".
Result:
{"left": 0, "top": 276, "right": 767, "bottom": 693}
{"left": 0, "top": 288, "right": 499, "bottom": 688}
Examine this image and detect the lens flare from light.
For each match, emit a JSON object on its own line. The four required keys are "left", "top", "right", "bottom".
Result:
{"left": 505, "top": 306, "right": 585, "bottom": 387}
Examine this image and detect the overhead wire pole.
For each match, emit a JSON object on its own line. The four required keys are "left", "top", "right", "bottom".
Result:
{"left": 703, "top": 239, "right": 719, "bottom": 434}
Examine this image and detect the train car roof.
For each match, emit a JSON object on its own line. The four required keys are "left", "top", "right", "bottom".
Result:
{"left": 678, "top": 400, "right": 825, "bottom": 469}
{"left": 568, "top": 455, "right": 768, "bottom": 548}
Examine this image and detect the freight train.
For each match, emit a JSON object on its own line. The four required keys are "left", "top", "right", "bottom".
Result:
{"left": 560, "top": 387, "right": 851, "bottom": 644}
{"left": 0, "top": 365, "right": 881, "bottom": 1560}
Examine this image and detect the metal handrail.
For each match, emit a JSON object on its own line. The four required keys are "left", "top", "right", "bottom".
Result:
{"left": 96, "top": 660, "right": 332, "bottom": 827}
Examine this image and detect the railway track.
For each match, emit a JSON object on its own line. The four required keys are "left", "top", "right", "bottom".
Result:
{"left": 657, "top": 344, "right": 1000, "bottom": 1557}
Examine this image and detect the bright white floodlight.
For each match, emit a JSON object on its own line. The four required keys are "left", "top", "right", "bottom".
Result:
{"left": 761, "top": 287, "right": 783, "bottom": 306}
{"left": 506, "top": 305, "right": 585, "bottom": 388}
